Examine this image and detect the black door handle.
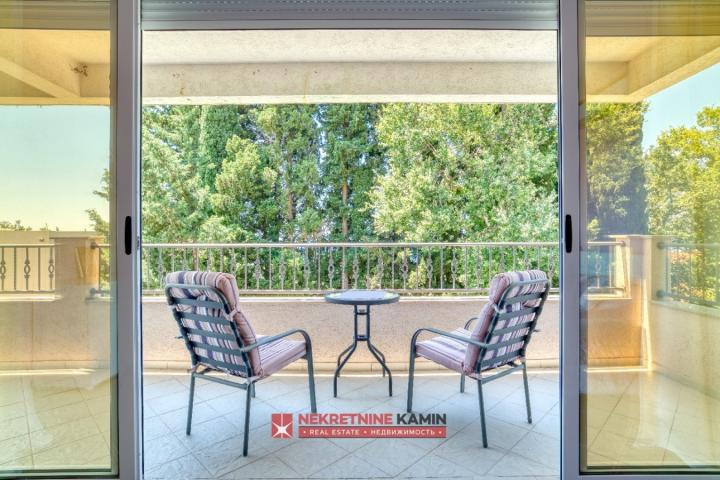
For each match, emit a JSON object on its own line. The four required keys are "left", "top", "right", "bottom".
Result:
{"left": 124, "top": 216, "right": 132, "bottom": 255}
{"left": 564, "top": 214, "right": 572, "bottom": 254}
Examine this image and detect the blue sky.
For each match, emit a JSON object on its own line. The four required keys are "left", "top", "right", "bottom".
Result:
{"left": 642, "top": 63, "right": 720, "bottom": 151}
{"left": 0, "top": 106, "right": 110, "bottom": 231}
{"left": 1, "top": 63, "right": 718, "bottom": 231}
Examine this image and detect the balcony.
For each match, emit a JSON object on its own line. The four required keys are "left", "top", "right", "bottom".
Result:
{"left": 0, "top": 234, "right": 718, "bottom": 475}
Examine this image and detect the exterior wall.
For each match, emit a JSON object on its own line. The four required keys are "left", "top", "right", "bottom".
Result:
{"left": 0, "top": 233, "right": 110, "bottom": 369}
{"left": 649, "top": 300, "right": 720, "bottom": 394}
{"left": 142, "top": 294, "right": 639, "bottom": 372}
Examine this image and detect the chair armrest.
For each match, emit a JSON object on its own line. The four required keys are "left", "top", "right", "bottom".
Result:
{"left": 410, "top": 327, "right": 487, "bottom": 349}
{"left": 237, "top": 328, "right": 311, "bottom": 353}
{"left": 464, "top": 316, "right": 480, "bottom": 330}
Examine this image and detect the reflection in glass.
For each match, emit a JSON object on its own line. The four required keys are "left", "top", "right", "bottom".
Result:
{"left": 581, "top": 0, "right": 720, "bottom": 472}
{"left": 0, "top": 6, "right": 117, "bottom": 478}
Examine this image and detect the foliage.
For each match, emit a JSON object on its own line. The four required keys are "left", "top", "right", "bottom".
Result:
{"left": 370, "top": 104, "right": 559, "bottom": 242}
{"left": 585, "top": 103, "right": 648, "bottom": 239}
{"left": 319, "top": 104, "right": 384, "bottom": 240}
{"left": 645, "top": 106, "right": 720, "bottom": 243}
{"left": 0, "top": 220, "right": 30, "bottom": 231}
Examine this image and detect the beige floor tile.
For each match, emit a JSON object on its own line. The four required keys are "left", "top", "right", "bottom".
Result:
{"left": 275, "top": 438, "right": 348, "bottom": 475}
{"left": 32, "top": 433, "right": 110, "bottom": 468}
{"left": 396, "top": 453, "right": 475, "bottom": 478}
{"left": 144, "top": 431, "right": 192, "bottom": 471}
{"left": 26, "top": 389, "right": 84, "bottom": 413}
{"left": 0, "top": 401, "right": 26, "bottom": 422}
{"left": 0, "top": 434, "right": 32, "bottom": 464}
{"left": 0, "top": 416, "right": 29, "bottom": 442}
{"left": 29, "top": 416, "right": 101, "bottom": 453}
{"left": 221, "top": 454, "right": 298, "bottom": 479}
{"left": 313, "top": 453, "right": 391, "bottom": 478}
{"left": 487, "top": 451, "right": 557, "bottom": 476}
{"left": 0, "top": 454, "right": 33, "bottom": 470}
{"left": 353, "top": 438, "right": 429, "bottom": 476}
{"left": 146, "top": 454, "right": 213, "bottom": 479}
{"left": 26, "top": 401, "right": 92, "bottom": 432}
{"left": 510, "top": 431, "right": 559, "bottom": 470}
{"left": 194, "top": 434, "right": 269, "bottom": 477}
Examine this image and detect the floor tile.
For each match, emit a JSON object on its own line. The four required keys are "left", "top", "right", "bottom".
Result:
{"left": 0, "top": 434, "right": 31, "bottom": 464}
{"left": 313, "top": 453, "right": 390, "bottom": 478}
{"left": 396, "top": 453, "right": 476, "bottom": 478}
{"left": 275, "top": 438, "right": 348, "bottom": 475}
{"left": 146, "top": 454, "right": 213, "bottom": 479}
{"left": 353, "top": 438, "right": 427, "bottom": 476}
{"left": 144, "top": 431, "right": 192, "bottom": 470}
{"left": 222, "top": 454, "right": 298, "bottom": 479}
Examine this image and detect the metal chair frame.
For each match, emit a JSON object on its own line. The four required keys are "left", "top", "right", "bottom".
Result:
{"left": 406, "top": 278, "right": 549, "bottom": 448}
{"left": 165, "top": 283, "right": 317, "bottom": 456}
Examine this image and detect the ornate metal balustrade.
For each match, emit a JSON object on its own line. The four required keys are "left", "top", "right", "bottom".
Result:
{"left": 0, "top": 244, "right": 55, "bottom": 293}
{"left": 657, "top": 242, "right": 720, "bottom": 308}
{"left": 128, "top": 241, "right": 625, "bottom": 296}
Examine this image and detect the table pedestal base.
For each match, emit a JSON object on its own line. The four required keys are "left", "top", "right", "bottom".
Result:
{"left": 333, "top": 304, "right": 392, "bottom": 397}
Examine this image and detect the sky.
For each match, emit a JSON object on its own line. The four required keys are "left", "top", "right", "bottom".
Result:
{"left": 641, "top": 63, "right": 720, "bottom": 151}
{"left": 0, "top": 106, "right": 110, "bottom": 231}
{"left": 1, "top": 63, "right": 718, "bottom": 232}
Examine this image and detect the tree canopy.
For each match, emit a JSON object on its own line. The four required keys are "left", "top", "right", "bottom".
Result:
{"left": 135, "top": 103, "right": 560, "bottom": 244}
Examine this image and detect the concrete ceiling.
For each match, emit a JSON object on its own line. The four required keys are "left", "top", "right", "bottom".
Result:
{"left": 1, "top": 28, "right": 719, "bottom": 105}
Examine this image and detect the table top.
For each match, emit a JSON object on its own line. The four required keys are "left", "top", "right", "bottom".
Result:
{"left": 324, "top": 289, "right": 400, "bottom": 306}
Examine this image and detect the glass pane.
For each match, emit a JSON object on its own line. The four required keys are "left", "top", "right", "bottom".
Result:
{"left": 581, "top": 0, "right": 720, "bottom": 472}
{"left": 0, "top": 3, "right": 118, "bottom": 477}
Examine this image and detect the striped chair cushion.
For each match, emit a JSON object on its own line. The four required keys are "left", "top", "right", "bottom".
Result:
{"left": 416, "top": 328, "right": 472, "bottom": 374}
{"left": 463, "top": 270, "right": 547, "bottom": 374}
{"left": 256, "top": 335, "right": 307, "bottom": 376}
{"left": 165, "top": 271, "right": 262, "bottom": 376}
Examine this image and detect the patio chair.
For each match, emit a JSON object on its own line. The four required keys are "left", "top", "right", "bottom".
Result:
{"left": 406, "top": 270, "right": 549, "bottom": 448}
{"left": 164, "top": 271, "right": 317, "bottom": 456}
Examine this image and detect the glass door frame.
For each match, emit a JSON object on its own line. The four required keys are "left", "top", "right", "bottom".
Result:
{"left": 117, "top": 0, "right": 720, "bottom": 477}
{"left": 116, "top": 0, "right": 142, "bottom": 478}
{"left": 558, "top": 0, "right": 718, "bottom": 479}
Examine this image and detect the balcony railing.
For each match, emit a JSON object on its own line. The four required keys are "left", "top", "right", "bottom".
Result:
{"left": 123, "top": 241, "right": 621, "bottom": 296}
{"left": 657, "top": 241, "right": 720, "bottom": 308}
{"left": 0, "top": 240, "right": 629, "bottom": 297}
{"left": 0, "top": 244, "right": 55, "bottom": 293}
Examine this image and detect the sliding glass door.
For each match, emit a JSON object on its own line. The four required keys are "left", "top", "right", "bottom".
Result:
{"left": 566, "top": 0, "right": 720, "bottom": 475}
{"left": 0, "top": 0, "right": 140, "bottom": 478}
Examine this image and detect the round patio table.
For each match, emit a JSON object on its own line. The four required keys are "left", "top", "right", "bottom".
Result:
{"left": 325, "top": 290, "right": 399, "bottom": 397}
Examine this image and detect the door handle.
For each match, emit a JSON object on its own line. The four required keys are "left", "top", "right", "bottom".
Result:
{"left": 564, "top": 214, "right": 572, "bottom": 254}
{"left": 124, "top": 216, "right": 132, "bottom": 255}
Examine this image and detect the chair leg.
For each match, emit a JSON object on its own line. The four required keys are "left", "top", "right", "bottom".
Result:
{"left": 306, "top": 351, "right": 318, "bottom": 413}
{"left": 186, "top": 373, "right": 196, "bottom": 435}
{"left": 522, "top": 362, "right": 532, "bottom": 424}
{"left": 477, "top": 379, "right": 488, "bottom": 448}
{"left": 242, "top": 383, "right": 252, "bottom": 457}
{"left": 406, "top": 351, "right": 416, "bottom": 413}
{"left": 460, "top": 374, "right": 465, "bottom": 393}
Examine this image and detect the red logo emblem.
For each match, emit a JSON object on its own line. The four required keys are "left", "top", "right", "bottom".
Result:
{"left": 271, "top": 413, "right": 293, "bottom": 439}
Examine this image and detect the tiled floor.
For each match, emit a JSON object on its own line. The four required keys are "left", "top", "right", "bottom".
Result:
{"left": 141, "top": 370, "right": 561, "bottom": 479}
{"left": 2, "top": 368, "right": 720, "bottom": 477}
{"left": 0, "top": 370, "right": 112, "bottom": 471}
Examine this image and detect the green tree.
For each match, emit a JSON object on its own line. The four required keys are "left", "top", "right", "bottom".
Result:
{"left": 0, "top": 220, "right": 30, "bottom": 231}
{"left": 319, "top": 104, "right": 383, "bottom": 240}
{"left": 585, "top": 103, "right": 648, "bottom": 239}
{"left": 252, "top": 105, "right": 322, "bottom": 241}
{"left": 86, "top": 169, "right": 110, "bottom": 239}
{"left": 646, "top": 106, "right": 720, "bottom": 243}
{"left": 210, "top": 137, "right": 281, "bottom": 241}
{"left": 370, "top": 104, "right": 558, "bottom": 242}
{"left": 141, "top": 106, "right": 212, "bottom": 242}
